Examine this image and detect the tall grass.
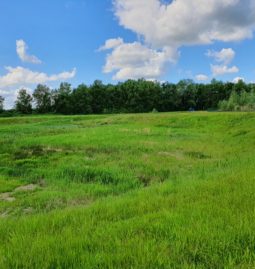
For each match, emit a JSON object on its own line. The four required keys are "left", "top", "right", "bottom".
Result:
{"left": 0, "top": 112, "right": 255, "bottom": 268}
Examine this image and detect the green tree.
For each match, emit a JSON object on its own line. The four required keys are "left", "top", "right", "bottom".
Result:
{"left": 219, "top": 90, "right": 255, "bottom": 111}
{"left": 118, "top": 80, "right": 140, "bottom": 113}
{"left": 7, "top": 79, "right": 255, "bottom": 115}
{"left": 52, "top": 83, "right": 73, "bottom": 114}
{"left": 33, "top": 84, "right": 52, "bottom": 113}
{"left": 72, "top": 84, "right": 92, "bottom": 114}
{"left": 177, "top": 79, "right": 197, "bottom": 110}
{"left": 233, "top": 79, "right": 248, "bottom": 95}
{"left": 15, "top": 89, "right": 33, "bottom": 114}
{"left": 104, "top": 84, "right": 122, "bottom": 113}
{"left": 136, "top": 79, "right": 161, "bottom": 112}
{"left": 160, "top": 82, "right": 180, "bottom": 111}
{"left": 90, "top": 80, "right": 106, "bottom": 114}
{"left": 0, "top": 96, "right": 4, "bottom": 112}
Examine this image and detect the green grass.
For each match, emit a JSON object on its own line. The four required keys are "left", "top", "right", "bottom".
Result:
{"left": 0, "top": 112, "right": 255, "bottom": 268}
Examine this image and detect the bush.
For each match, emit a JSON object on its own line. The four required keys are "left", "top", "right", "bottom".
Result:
{"left": 219, "top": 90, "right": 255, "bottom": 111}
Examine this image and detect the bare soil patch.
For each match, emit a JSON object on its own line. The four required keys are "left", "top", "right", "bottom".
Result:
{"left": 0, "top": 192, "right": 16, "bottom": 202}
{"left": 15, "top": 184, "right": 38, "bottom": 192}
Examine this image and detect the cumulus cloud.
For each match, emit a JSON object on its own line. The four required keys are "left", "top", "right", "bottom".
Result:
{"left": 0, "top": 67, "right": 76, "bottom": 108}
{"left": 16, "top": 40, "right": 42, "bottom": 64}
{"left": 1, "top": 39, "right": 76, "bottom": 109}
{"left": 98, "top": 38, "right": 124, "bottom": 51}
{"left": 196, "top": 74, "right": 209, "bottom": 81}
{"left": 206, "top": 47, "right": 239, "bottom": 76}
{"left": 211, "top": 64, "right": 239, "bottom": 76}
{"left": 0, "top": 66, "right": 76, "bottom": 88}
{"left": 206, "top": 48, "right": 235, "bottom": 65}
{"left": 100, "top": 0, "right": 255, "bottom": 80}
{"left": 101, "top": 39, "right": 179, "bottom": 80}
{"left": 114, "top": 0, "right": 255, "bottom": 47}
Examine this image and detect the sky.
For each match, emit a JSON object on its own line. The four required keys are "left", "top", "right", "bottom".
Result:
{"left": 0, "top": 0, "right": 255, "bottom": 108}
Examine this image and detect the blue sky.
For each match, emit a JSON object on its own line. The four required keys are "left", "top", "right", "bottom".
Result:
{"left": 0, "top": 0, "right": 255, "bottom": 107}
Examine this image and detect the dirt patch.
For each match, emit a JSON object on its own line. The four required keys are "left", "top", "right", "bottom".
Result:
{"left": 13, "top": 145, "right": 69, "bottom": 160}
{"left": 15, "top": 184, "right": 38, "bottom": 192}
{"left": 143, "top": 141, "right": 158, "bottom": 146}
{"left": 0, "top": 193, "right": 15, "bottom": 202}
{"left": 0, "top": 192, "right": 16, "bottom": 202}
{"left": 0, "top": 211, "right": 9, "bottom": 218}
{"left": 0, "top": 184, "right": 39, "bottom": 203}
{"left": 158, "top": 151, "right": 184, "bottom": 160}
{"left": 158, "top": 151, "right": 172, "bottom": 156}
{"left": 23, "top": 207, "right": 34, "bottom": 214}
{"left": 68, "top": 197, "right": 92, "bottom": 207}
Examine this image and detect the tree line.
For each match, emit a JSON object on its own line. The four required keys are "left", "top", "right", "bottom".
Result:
{"left": 0, "top": 79, "right": 255, "bottom": 115}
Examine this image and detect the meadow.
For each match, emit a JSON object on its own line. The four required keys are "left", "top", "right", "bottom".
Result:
{"left": 0, "top": 112, "right": 255, "bottom": 268}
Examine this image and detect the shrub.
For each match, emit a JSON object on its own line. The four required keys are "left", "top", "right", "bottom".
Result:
{"left": 219, "top": 90, "right": 255, "bottom": 111}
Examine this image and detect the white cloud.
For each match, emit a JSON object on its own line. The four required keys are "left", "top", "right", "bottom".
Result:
{"left": 0, "top": 67, "right": 76, "bottom": 109}
{"left": 99, "top": 38, "right": 124, "bottom": 51}
{"left": 0, "top": 40, "right": 76, "bottom": 109}
{"left": 206, "top": 47, "right": 239, "bottom": 76}
{"left": 16, "top": 40, "right": 42, "bottom": 64}
{"left": 0, "top": 66, "right": 76, "bottom": 88}
{"left": 114, "top": 0, "right": 255, "bottom": 48}
{"left": 233, "top": 76, "right": 244, "bottom": 83}
{"left": 196, "top": 74, "right": 209, "bottom": 81}
{"left": 101, "top": 0, "right": 255, "bottom": 80}
{"left": 102, "top": 40, "right": 179, "bottom": 80}
{"left": 206, "top": 48, "right": 235, "bottom": 65}
{"left": 211, "top": 64, "right": 239, "bottom": 76}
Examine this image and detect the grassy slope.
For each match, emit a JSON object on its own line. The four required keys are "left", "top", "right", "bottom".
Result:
{"left": 0, "top": 112, "right": 255, "bottom": 268}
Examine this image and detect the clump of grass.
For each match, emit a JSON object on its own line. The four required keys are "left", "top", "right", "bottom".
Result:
{"left": 185, "top": 151, "right": 211, "bottom": 159}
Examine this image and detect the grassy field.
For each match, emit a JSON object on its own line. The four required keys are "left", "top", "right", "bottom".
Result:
{"left": 0, "top": 112, "right": 255, "bottom": 268}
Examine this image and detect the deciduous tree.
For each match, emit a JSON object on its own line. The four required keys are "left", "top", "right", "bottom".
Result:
{"left": 15, "top": 89, "right": 33, "bottom": 114}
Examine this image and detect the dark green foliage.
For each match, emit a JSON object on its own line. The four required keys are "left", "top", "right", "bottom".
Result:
{"left": 0, "top": 95, "right": 4, "bottom": 112}
{"left": 185, "top": 151, "right": 211, "bottom": 159}
{"left": 219, "top": 88, "right": 255, "bottom": 111}
{"left": 159, "top": 82, "right": 180, "bottom": 111}
{"left": 52, "top": 82, "right": 73, "bottom": 114}
{"left": 0, "top": 109, "right": 20, "bottom": 117}
{"left": 9, "top": 79, "right": 255, "bottom": 115}
{"left": 90, "top": 80, "right": 107, "bottom": 114}
{"left": 33, "top": 84, "right": 52, "bottom": 113}
{"left": 71, "top": 84, "right": 92, "bottom": 114}
{"left": 15, "top": 89, "right": 33, "bottom": 114}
